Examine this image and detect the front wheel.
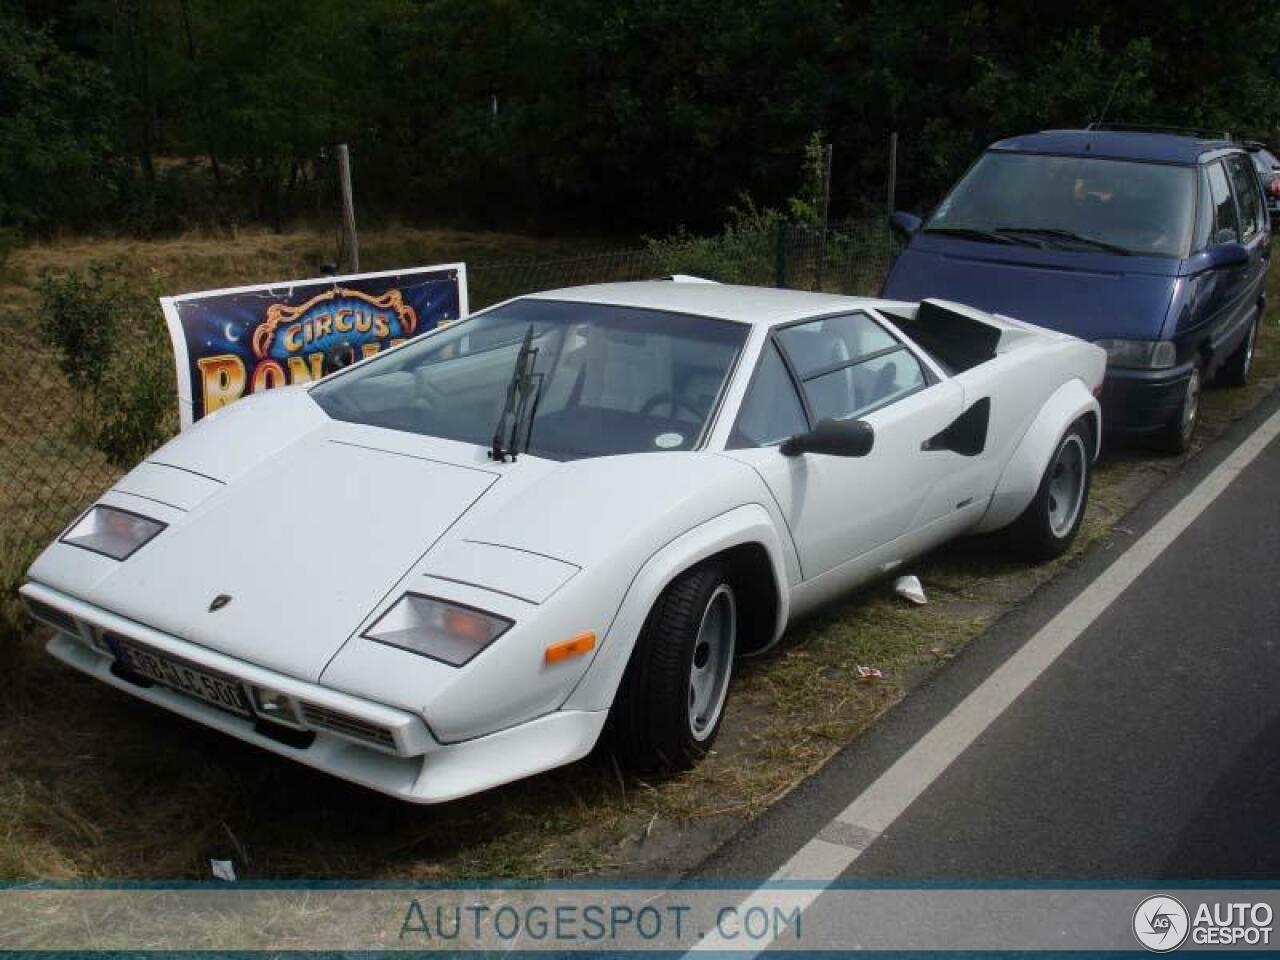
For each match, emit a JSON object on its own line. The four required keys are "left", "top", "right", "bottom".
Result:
{"left": 1217, "top": 312, "right": 1258, "bottom": 388}
{"left": 609, "top": 561, "right": 737, "bottom": 774}
{"left": 1152, "top": 364, "right": 1202, "bottom": 455}
{"left": 1007, "top": 419, "right": 1092, "bottom": 561}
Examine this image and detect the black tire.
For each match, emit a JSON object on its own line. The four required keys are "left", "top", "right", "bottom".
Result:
{"left": 1152, "top": 363, "right": 1202, "bottom": 455}
{"left": 1217, "top": 311, "right": 1258, "bottom": 388}
{"left": 1007, "top": 418, "right": 1093, "bottom": 561}
{"left": 609, "top": 561, "right": 736, "bottom": 774}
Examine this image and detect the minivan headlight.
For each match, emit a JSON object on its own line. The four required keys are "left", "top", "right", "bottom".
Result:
{"left": 363, "top": 594, "right": 512, "bottom": 667}
{"left": 60, "top": 506, "right": 166, "bottom": 560}
{"left": 1095, "top": 338, "right": 1177, "bottom": 370}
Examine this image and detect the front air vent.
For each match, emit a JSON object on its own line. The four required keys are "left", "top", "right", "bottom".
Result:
{"left": 23, "top": 597, "right": 79, "bottom": 635}
{"left": 300, "top": 703, "right": 396, "bottom": 751}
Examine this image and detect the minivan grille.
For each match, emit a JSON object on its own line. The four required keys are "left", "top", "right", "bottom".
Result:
{"left": 300, "top": 703, "right": 396, "bottom": 750}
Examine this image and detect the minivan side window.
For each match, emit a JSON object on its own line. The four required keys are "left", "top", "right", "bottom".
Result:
{"left": 1226, "top": 154, "right": 1264, "bottom": 240}
{"left": 1207, "top": 161, "right": 1239, "bottom": 244}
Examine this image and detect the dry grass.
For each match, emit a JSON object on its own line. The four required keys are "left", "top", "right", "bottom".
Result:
{"left": 0, "top": 231, "right": 1276, "bottom": 881}
{"left": 3, "top": 224, "right": 605, "bottom": 301}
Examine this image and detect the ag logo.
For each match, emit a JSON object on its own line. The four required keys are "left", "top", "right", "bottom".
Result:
{"left": 1133, "top": 895, "right": 1190, "bottom": 952}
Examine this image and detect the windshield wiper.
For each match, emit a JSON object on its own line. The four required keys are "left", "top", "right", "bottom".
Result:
{"left": 994, "top": 227, "right": 1134, "bottom": 255}
{"left": 489, "top": 324, "right": 545, "bottom": 463}
{"left": 923, "top": 226, "right": 1028, "bottom": 246}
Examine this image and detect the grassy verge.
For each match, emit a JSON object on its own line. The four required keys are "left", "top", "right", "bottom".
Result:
{"left": 0, "top": 233, "right": 1276, "bottom": 881}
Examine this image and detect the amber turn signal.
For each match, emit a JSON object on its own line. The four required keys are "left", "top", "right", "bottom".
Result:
{"left": 545, "top": 632, "right": 596, "bottom": 664}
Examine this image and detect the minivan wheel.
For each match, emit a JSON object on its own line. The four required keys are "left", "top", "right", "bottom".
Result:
{"left": 1153, "top": 364, "right": 1202, "bottom": 455}
{"left": 1218, "top": 312, "right": 1258, "bottom": 387}
{"left": 609, "top": 561, "right": 736, "bottom": 774}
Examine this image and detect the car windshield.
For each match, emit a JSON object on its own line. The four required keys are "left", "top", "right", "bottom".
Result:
{"left": 309, "top": 298, "right": 748, "bottom": 460}
{"left": 926, "top": 152, "right": 1196, "bottom": 258}
{"left": 1250, "top": 149, "right": 1279, "bottom": 174}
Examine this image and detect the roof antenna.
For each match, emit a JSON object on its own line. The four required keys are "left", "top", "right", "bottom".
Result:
{"left": 1092, "top": 73, "right": 1125, "bottom": 129}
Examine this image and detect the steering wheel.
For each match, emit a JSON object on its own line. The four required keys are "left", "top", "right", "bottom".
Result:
{"left": 640, "top": 391, "right": 704, "bottom": 421}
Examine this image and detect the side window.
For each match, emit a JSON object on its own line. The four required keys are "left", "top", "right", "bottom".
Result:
{"left": 1207, "top": 161, "right": 1239, "bottom": 244}
{"left": 1226, "top": 154, "right": 1263, "bottom": 240}
{"left": 776, "top": 313, "right": 897, "bottom": 376}
{"left": 776, "top": 313, "right": 927, "bottom": 422}
{"left": 1193, "top": 166, "right": 1214, "bottom": 251}
{"left": 728, "top": 342, "right": 807, "bottom": 448}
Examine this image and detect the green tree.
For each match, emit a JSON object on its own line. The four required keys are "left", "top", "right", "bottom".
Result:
{"left": 0, "top": 12, "right": 122, "bottom": 231}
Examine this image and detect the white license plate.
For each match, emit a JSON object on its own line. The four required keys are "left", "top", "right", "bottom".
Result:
{"left": 115, "top": 640, "right": 252, "bottom": 718}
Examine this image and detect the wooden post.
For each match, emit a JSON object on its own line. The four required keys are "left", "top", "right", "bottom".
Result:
{"left": 887, "top": 131, "right": 898, "bottom": 216}
{"left": 814, "top": 142, "right": 833, "bottom": 291}
{"left": 336, "top": 144, "right": 359, "bottom": 273}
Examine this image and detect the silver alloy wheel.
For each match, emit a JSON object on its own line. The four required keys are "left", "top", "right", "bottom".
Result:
{"left": 688, "top": 584, "right": 736, "bottom": 742}
{"left": 1180, "top": 367, "right": 1202, "bottom": 446}
{"left": 1047, "top": 433, "right": 1087, "bottom": 538}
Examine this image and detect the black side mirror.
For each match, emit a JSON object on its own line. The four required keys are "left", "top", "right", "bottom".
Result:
{"left": 1208, "top": 242, "right": 1248, "bottom": 269}
{"left": 890, "top": 211, "right": 923, "bottom": 240}
{"left": 781, "top": 418, "right": 875, "bottom": 458}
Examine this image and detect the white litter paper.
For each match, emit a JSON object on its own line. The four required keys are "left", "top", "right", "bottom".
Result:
{"left": 210, "top": 859, "right": 237, "bottom": 882}
{"left": 893, "top": 574, "right": 927, "bottom": 605}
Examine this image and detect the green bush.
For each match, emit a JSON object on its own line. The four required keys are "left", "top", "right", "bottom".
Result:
{"left": 645, "top": 196, "right": 783, "bottom": 285}
{"left": 36, "top": 267, "right": 125, "bottom": 405}
{"left": 96, "top": 304, "right": 178, "bottom": 468}
{"left": 36, "top": 266, "right": 177, "bottom": 463}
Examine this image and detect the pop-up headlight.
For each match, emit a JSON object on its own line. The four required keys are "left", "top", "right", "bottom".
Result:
{"left": 364, "top": 594, "right": 512, "bottom": 667}
{"left": 60, "top": 505, "right": 165, "bottom": 560}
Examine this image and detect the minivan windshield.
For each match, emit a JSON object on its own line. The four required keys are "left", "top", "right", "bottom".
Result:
{"left": 926, "top": 152, "right": 1196, "bottom": 258}
{"left": 310, "top": 298, "right": 748, "bottom": 460}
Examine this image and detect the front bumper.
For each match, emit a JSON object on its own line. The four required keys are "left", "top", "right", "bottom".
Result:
{"left": 1098, "top": 363, "right": 1193, "bottom": 436}
{"left": 20, "top": 582, "right": 606, "bottom": 804}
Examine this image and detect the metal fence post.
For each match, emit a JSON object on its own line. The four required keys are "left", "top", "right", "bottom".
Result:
{"left": 336, "top": 144, "right": 359, "bottom": 273}
{"left": 814, "top": 142, "right": 833, "bottom": 291}
{"left": 887, "top": 131, "right": 898, "bottom": 216}
{"left": 774, "top": 220, "right": 788, "bottom": 288}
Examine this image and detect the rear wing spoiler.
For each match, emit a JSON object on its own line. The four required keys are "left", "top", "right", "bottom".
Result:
{"left": 884, "top": 299, "right": 1053, "bottom": 373}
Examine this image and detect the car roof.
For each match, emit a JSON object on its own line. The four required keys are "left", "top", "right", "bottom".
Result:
{"left": 523, "top": 281, "right": 901, "bottom": 326}
{"left": 989, "top": 129, "right": 1238, "bottom": 164}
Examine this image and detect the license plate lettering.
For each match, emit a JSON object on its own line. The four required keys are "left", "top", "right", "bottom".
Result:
{"left": 118, "top": 642, "right": 249, "bottom": 717}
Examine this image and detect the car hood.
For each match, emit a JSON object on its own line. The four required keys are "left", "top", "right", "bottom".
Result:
{"left": 41, "top": 389, "right": 512, "bottom": 682}
{"left": 882, "top": 235, "right": 1179, "bottom": 340}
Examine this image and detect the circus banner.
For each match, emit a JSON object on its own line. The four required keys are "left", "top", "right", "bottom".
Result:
{"left": 161, "top": 264, "right": 466, "bottom": 427}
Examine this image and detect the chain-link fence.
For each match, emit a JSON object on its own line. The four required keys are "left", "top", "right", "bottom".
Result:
{"left": 0, "top": 218, "right": 895, "bottom": 618}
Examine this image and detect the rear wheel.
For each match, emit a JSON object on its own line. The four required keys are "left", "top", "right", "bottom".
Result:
{"left": 610, "top": 561, "right": 736, "bottom": 774}
{"left": 1007, "top": 419, "right": 1092, "bottom": 561}
{"left": 1217, "top": 312, "right": 1258, "bottom": 387}
{"left": 1153, "top": 364, "right": 1202, "bottom": 455}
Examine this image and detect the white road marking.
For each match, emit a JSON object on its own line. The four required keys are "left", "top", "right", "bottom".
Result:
{"left": 690, "top": 406, "right": 1280, "bottom": 954}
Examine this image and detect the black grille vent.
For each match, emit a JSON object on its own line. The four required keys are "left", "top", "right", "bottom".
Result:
{"left": 300, "top": 703, "right": 396, "bottom": 749}
{"left": 24, "top": 598, "right": 78, "bottom": 635}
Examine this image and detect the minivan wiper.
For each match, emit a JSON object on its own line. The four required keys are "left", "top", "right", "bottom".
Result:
{"left": 489, "top": 324, "right": 545, "bottom": 462}
{"left": 922, "top": 226, "right": 1026, "bottom": 246}
{"left": 995, "top": 227, "right": 1134, "bottom": 255}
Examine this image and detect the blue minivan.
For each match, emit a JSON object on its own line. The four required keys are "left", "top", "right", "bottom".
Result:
{"left": 882, "top": 129, "right": 1269, "bottom": 452}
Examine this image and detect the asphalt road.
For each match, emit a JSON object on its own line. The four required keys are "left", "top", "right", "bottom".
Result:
{"left": 696, "top": 389, "right": 1280, "bottom": 886}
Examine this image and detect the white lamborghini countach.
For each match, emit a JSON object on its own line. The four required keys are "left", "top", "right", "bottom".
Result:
{"left": 22, "top": 281, "right": 1106, "bottom": 802}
